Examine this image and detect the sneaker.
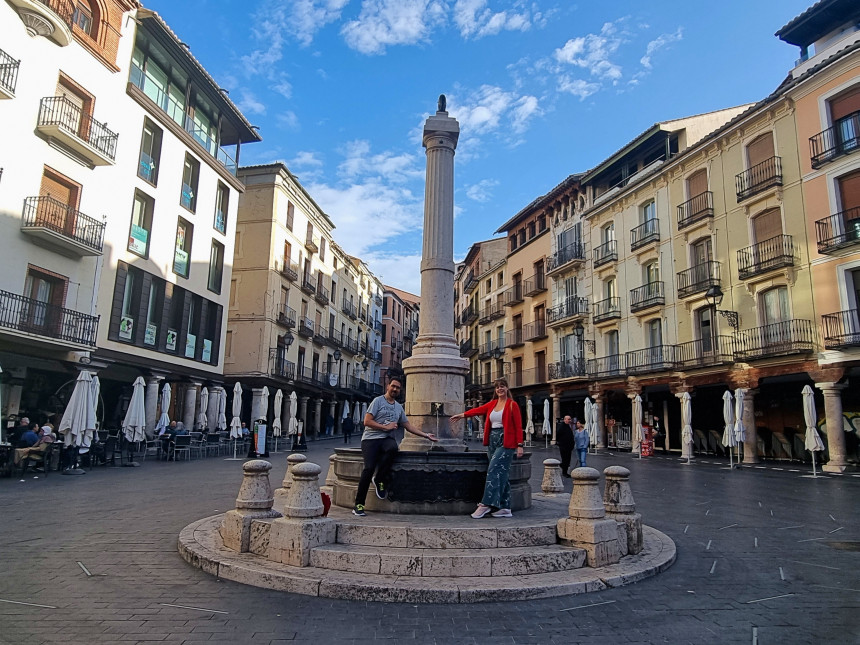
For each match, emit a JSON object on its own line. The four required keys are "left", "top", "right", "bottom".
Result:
{"left": 352, "top": 505, "right": 366, "bottom": 517}
{"left": 372, "top": 476, "right": 388, "bottom": 500}
{"left": 471, "top": 504, "right": 492, "bottom": 519}
{"left": 491, "top": 508, "right": 513, "bottom": 518}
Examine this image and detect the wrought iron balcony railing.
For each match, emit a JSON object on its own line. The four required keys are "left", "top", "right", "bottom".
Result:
{"left": 298, "top": 317, "right": 314, "bottom": 337}
{"left": 276, "top": 306, "right": 296, "bottom": 328}
{"left": 269, "top": 349, "right": 295, "bottom": 380}
{"left": 22, "top": 195, "right": 106, "bottom": 254}
{"left": 675, "top": 336, "right": 735, "bottom": 369}
{"left": 548, "top": 358, "right": 586, "bottom": 380}
{"left": 677, "top": 261, "right": 721, "bottom": 298}
{"left": 631, "top": 218, "right": 659, "bottom": 250}
{"left": 463, "top": 269, "right": 478, "bottom": 293}
{"left": 505, "top": 328, "right": 525, "bottom": 348}
{"left": 280, "top": 261, "right": 298, "bottom": 281}
{"left": 592, "top": 297, "right": 621, "bottom": 324}
{"left": 37, "top": 96, "right": 118, "bottom": 162}
{"left": 507, "top": 367, "right": 546, "bottom": 388}
{"left": 733, "top": 319, "right": 815, "bottom": 360}
{"left": 736, "top": 156, "right": 782, "bottom": 201}
{"left": 547, "top": 242, "right": 586, "bottom": 274}
{"left": 300, "top": 274, "right": 316, "bottom": 294}
{"left": 630, "top": 282, "right": 664, "bottom": 312}
{"left": 375, "top": 294, "right": 383, "bottom": 306}
{"left": 737, "top": 235, "right": 795, "bottom": 279}
{"left": 459, "top": 338, "right": 477, "bottom": 357}
{"left": 547, "top": 297, "right": 589, "bottom": 326}
{"left": 523, "top": 273, "right": 547, "bottom": 297}
{"left": 587, "top": 355, "right": 625, "bottom": 379}
{"left": 626, "top": 345, "right": 677, "bottom": 375}
{"left": 822, "top": 309, "right": 860, "bottom": 350}
{"left": 305, "top": 235, "right": 319, "bottom": 253}
{"left": 478, "top": 339, "right": 505, "bottom": 360}
{"left": 815, "top": 207, "right": 860, "bottom": 254}
{"left": 343, "top": 336, "right": 360, "bottom": 355}
{"left": 314, "top": 284, "right": 329, "bottom": 305}
{"left": 0, "top": 47, "right": 20, "bottom": 97}
{"left": 523, "top": 320, "right": 547, "bottom": 341}
{"left": 329, "top": 328, "right": 343, "bottom": 347}
{"left": 461, "top": 303, "right": 478, "bottom": 324}
{"left": 342, "top": 300, "right": 357, "bottom": 319}
{"left": 810, "top": 111, "right": 860, "bottom": 169}
{"left": 593, "top": 240, "right": 618, "bottom": 267}
{"left": 677, "top": 191, "right": 714, "bottom": 230}
{"left": 371, "top": 350, "right": 382, "bottom": 362}
{"left": 312, "top": 326, "right": 329, "bottom": 346}
{"left": 0, "top": 289, "right": 98, "bottom": 347}
{"left": 503, "top": 283, "right": 524, "bottom": 306}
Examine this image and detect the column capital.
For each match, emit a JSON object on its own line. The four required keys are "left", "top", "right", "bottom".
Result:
{"left": 815, "top": 381, "right": 848, "bottom": 392}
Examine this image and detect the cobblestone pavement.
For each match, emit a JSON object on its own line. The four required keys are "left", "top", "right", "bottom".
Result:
{"left": 1, "top": 439, "right": 858, "bottom": 645}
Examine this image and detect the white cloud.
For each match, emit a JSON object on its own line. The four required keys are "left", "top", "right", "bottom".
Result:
{"left": 466, "top": 178, "right": 498, "bottom": 202}
{"left": 557, "top": 76, "right": 600, "bottom": 99}
{"left": 453, "top": 0, "right": 532, "bottom": 39}
{"left": 449, "top": 85, "right": 540, "bottom": 136}
{"left": 236, "top": 90, "right": 266, "bottom": 116}
{"left": 360, "top": 252, "right": 423, "bottom": 293}
{"left": 340, "top": 0, "right": 447, "bottom": 55}
{"left": 640, "top": 27, "right": 683, "bottom": 69}
{"left": 276, "top": 111, "right": 300, "bottom": 129}
{"left": 292, "top": 151, "right": 325, "bottom": 168}
{"left": 553, "top": 21, "right": 624, "bottom": 83}
{"left": 337, "top": 140, "right": 424, "bottom": 184}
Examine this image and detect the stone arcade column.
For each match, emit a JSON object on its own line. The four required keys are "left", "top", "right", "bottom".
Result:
{"left": 401, "top": 97, "right": 469, "bottom": 452}
{"left": 328, "top": 400, "right": 337, "bottom": 436}
{"left": 207, "top": 385, "right": 223, "bottom": 431}
{"left": 741, "top": 389, "right": 759, "bottom": 465}
{"left": 183, "top": 382, "right": 201, "bottom": 430}
{"left": 818, "top": 382, "right": 848, "bottom": 473}
{"left": 551, "top": 393, "right": 560, "bottom": 445}
{"left": 593, "top": 392, "right": 606, "bottom": 449}
{"left": 313, "top": 398, "right": 323, "bottom": 439}
{"left": 144, "top": 374, "right": 165, "bottom": 439}
{"left": 251, "top": 387, "right": 268, "bottom": 423}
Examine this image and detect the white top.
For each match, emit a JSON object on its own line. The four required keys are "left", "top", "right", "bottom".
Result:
{"left": 489, "top": 409, "right": 504, "bottom": 428}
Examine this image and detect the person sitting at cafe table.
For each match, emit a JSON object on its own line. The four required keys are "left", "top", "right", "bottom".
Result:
{"left": 15, "top": 424, "right": 54, "bottom": 466}
{"left": 159, "top": 421, "right": 178, "bottom": 459}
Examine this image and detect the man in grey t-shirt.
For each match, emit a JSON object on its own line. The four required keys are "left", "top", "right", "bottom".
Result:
{"left": 353, "top": 376, "right": 437, "bottom": 516}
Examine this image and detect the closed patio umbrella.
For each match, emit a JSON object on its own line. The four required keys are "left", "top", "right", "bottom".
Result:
{"left": 734, "top": 389, "right": 746, "bottom": 455}
{"left": 89, "top": 375, "right": 100, "bottom": 435}
{"left": 227, "top": 382, "right": 243, "bottom": 460}
{"left": 123, "top": 377, "right": 146, "bottom": 444}
{"left": 584, "top": 397, "right": 597, "bottom": 451}
{"left": 197, "top": 387, "right": 209, "bottom": 431}
{"left": 590, "top": 399, "right": 600, "bottom": 451}
{"left": 154, "top": 383, "right": 171, "bottom": 436}
{"left": 681, "top": 392, "right": 693, "bottom": 464}
{"left": 802, "top": 385, "right": 825, "bottom": 477}
{"left": 272, "top": 389, "right": 283, "bottom": 452}
{"left": 59, "top": 370, "right": 97, "bottom": 474}
{"left": 632, "top": 395, "right": 643, "bottom": 458}
{"left": 342, "top": 400, "right": 350, "bottom": 423}
{"left": 288, "top": 391, "right": 298, "bottom": 436}
{"left": 217, "top": 388, "right": 227, "bottom": 431}
{"left": 721, "top": 390, "right": 736, "bottom": 468}
{"left": 525, "top": 399, "right": 534, "bottom": 444}
{"left": 542, "top": 398, "right": 551, "bottom": 448}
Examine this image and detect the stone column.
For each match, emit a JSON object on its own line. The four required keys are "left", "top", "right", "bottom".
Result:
{"left": 541, "top": 458, "right": 564, "bottom": 494}
{"left": 144, "top": 375, "right": 165, "bottom": 439}
{"left": 313, "top": 398, "right": 323, "bottom": 439}
{"left": 603, "top": 466, "right": 642, "bottom": 556}
{"left": 551, "top": 393, "right": 560, "bottom": 445}
{"left": 273, "top": 453, "right": 307, "bottom": 514}
{"left": 401, "top": 100, "right": 469, "bottom": 451}
{"left": 557, "top": 467, "right": 620, "bottom": 567}
{"left": 336, "top": 401, "right": 344, "bottom": 435}
{"left": 742, "top": 389, "right": 758, "bottom": 465}
{"left": 219, "top": 460, "right": 280, "bottom": 552}
{"left": 594, "top": 393, "right": 606, "bottom": 449}
{"left": 817, "top": 382, "right": 848, "bottom": 473}
{"left": 208, "top": 385, "right": 223, "bottom": 431}
{"left": 182, "top": 382, "right": 200, "bottom": 430}
{"left": 251, "top": 387, "right": 268, "bottom": 422}
{"left": 328, "top": 400, "right": 336, "bottom": 436}
{"left": 630, "top": 393, "right": 641, "bottom": 455}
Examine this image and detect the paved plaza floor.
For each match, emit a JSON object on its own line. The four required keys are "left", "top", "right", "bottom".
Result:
{"left": 0, "top": 440, "right": 857, "bottom": 644}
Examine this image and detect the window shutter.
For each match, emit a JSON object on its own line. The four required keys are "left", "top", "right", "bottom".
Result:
{"left": 752, "top": 208, "right": 783, "bottom": 242}
{"left": 837, "top": 169, "right": 860, "bottom": 211}
{"left": 830, "top": 87, "right": 860, "bottom": 121}
{"left": 747, "top": 134, "right": 774, "bottom": 167}
{"left": 686, "top": 169, "right": 708, "bottom": 197}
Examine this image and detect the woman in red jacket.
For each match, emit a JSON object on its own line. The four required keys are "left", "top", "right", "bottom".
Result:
{"left": 451, "top": 378, "right": 524, "bottom": 518}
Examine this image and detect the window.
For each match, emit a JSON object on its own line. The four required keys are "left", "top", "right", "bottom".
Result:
{"left": 72, "top": 2, "right": 93, "bottom": 35}
{"left": 144, "top": 280, "right": 162, "bottom": 346}
{"left": 320, "top": 238, "right": 326, "bottom": 261}
{"left": 22, "top": 267, "right": 65, "bottom": 332}
{"left": 691, "top": 237, "right": 713, "bottom": 266}
{"left": 286, "top": 201, "right": 294, "bottom": 231}
{"left": 686, "top": 169, "right": 707, "bottom": 200}
{"left": 381, "top": 325, "right": 386, "bottom": 342}
{"left": 644, "top": 261, "right": 659, "bottom": 284}
{"left": 138, "top": 119, "right": 162, "bottom": 185}
{"left": 225, "top": 330, "right": 233, "bottom": 357}
{"left": 180, "top": 154, "right": 200, "bottom": 212}
{"left": 131, "top": 48, "right": 185, "bottom": 126}
{"left": 510, "top": 236, "right": 518, "bottom": 252}
{"left": 641, "top": 199, "right": 656, "bottom": 223}
{"left": 185, "top": 296, "right": 200, "bottom": 358}
{"left": 696, "top": 307, "right": 715, "bottom": 353}
{"left": 746, "top": 133, "right": 775, "bottom": 168}
{"left": 214, "top": 182, "right": 229, "bottom": 234}
{"left": 604, "top": 277, "right": 616, "bottom": 299}
{"left": 497, "top": 271, "right": 504, "bottom": 286}
{"left": 208, "top": 241, "right": 224, "bottom": 293}
{"left": 605, "top": 329, "right": 619, "bottom": 356}
{"left": 128, "top": 190, "right": 154, "bottom": 258}
{"left": 119, "top": 268, "right": 137, "bottom": 341}
{"left": 829, "top": 86, "right": 860, "bottom": 151}
{"left": 761, "top": 287, "right": 790, "bottom": 326}
{"left": 485, "top": 278, "right": 492, "bottom": 293}
{"left": 518, "top": 229, "right": 526, "bottom": 246}
{"left": 306, "top": 222, "right": 314, "bottom": 245}
{"left": 528, "top": 222, "right": 536, "bottom": 239}
{"left": 537, "top": 216, "right": 546, "bottom": 232}
{"left": 647, "top": 319, "right": 662, "bottom": 348}
{"left": 602, "top": 222, "right": 615, "bottom": 243}
{"left": 173, "top": 218, "right": 193, "bottom": 278}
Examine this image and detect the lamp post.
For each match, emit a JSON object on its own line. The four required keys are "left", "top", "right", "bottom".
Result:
{"left": 704, "top": 286, "right": 740, "bottom": 330}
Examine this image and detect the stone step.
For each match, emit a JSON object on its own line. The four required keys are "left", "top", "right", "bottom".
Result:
{"left": 309, "top": 543, "right": 586, "bottom": 577}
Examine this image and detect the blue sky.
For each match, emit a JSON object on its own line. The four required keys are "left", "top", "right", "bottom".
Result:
{"left": 143, "top": 0, "right": 812, "bottom": 294}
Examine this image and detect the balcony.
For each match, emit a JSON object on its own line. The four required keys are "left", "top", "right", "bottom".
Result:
{"left": 677, "top": 261, "right": 721, "bottom": 299}
{"left": 0, "top": 47, "right": 20, "bottom": 98}
{"left": 815, "top": 207, "right": 860, "bottom": 254}
{"left": 737, "top": 235, "right": 795, "bottom": 280}
{"left": 374, "top": 319, "right": 382, "bottom": 332}
{"left": 21, "top": 196, "right": 105, "bottom": 256}
{"left": 592, "top": 297, "right": 621, "bottom": 324}
{"left": 523, "top": 320, "right": 547, "bottom": 341}
{"left": 547, "top": 297, "right": 589, "bottom": 328}
{"left": 630, "top": 282, "right": 665, "bottom": 313}
{"left": 587, "top": 355, "right": 626, "bottom": 379}
{"left": 342, "top": 300, "right": 357, "bottom": 320}
{"left": 314, "top": 284, "right": 329, "bottom": 306}
{"left": 0, "top": 289, "right": 98, "bottom": 347}
{"left": 6, "top": 0, "right": 74, "bottom": 46}
{"left": 36, "top": 96, "right": 118, "bottom": 166}
{"left": 461, "top": 303, "right": 478, "bottom": 324}
{"left": 459, "top": 338, "right": 477, "bottom": 357}
{"left": 677, "top": 191, "right": 713, "bottom": 230}
{"left": 630, "top": 219, "right": 659, "bottom": 250}
{"left": 371, "top": 350, "right": 382, "bottom": 363}
{"left": 280, "top": 261, "right": 299, "bottom": 282}
{"left": 313, "top": 325, "right": 328, "bottom": 346}
{"left": 343, "top": 336, "right": 360, "bottom": 355}
{"left": 547, "top": 242, "right": 586, "bottom": 276}
{"left": 375, "top": 294, "right": 383, "bottom": 306}
{"left": 478, "top": 339, "right": 505, "bottom": 360}
{"left": 736, "top": 156, "right": 782, "bottom": 202}
{"left": 523, "top": 273, "right": 547, "bottom": 297}
{"left": 305, "top": 235, "right": 319, "bottom": 253}
{"left": 508, "top": 367, "right": 546, "bottom": 388}
{"left": 503, "top": 283, "right": 524, "bottom": 306}
{"left": 300, "top": 274, "right": 316, "bottom": 295}
{"left": 505, "top": 328, "right": 525, "bottom": 348}
{"left": 626, "top": 346, "right": 677, "bottom": 375}
{"left": 675, "top": 336, "right": 735, "bottom": 370}
{"left": 276, "top": 306, "right": 296, "bottom": 328}
{"left": 269, "top": 349, "right": 295, "bottom": 380}
{"left": 329, "top": 328, "right": 343, "bottom": 347}
{"left": 298, "top": 317, "right": 314, "bottom": 338}
{"left": 549, "top": 358, "right": 586, "bottom": 380}
{"left": 593, "top": 240, "right": 618, "bottom": 268}
{"left": 404, "top": 327, "right": 414, "bottom": 341}
{"left": 128, "top": 64, "right": 238, "bottom": 176}
{"left": 464, "top": 269, "right": 478, "bottom": 294}
{"left": 822, "top": 309, "right": 860, "bottom": 350}
{"left": 810, "top": 111, "right": 860, "bottom": 169}
{"left": 733, "top": 319, "right": 815, "bottom": 360}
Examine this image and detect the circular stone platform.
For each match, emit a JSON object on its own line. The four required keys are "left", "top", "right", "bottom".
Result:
{"left": 178, "top": 495, "right": 676, "bottom": 603}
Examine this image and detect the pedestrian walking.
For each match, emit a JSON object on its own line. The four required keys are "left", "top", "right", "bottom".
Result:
{"left": 352, "top": 376, "right": 436, "bottom": 516}
{"left": 556, "top": 415, "right": 574, "bottom": 476}
{"left": 450, "top": 378, "right": 524, "bottom": 519}
{"left": 574, "top": 420, "right": 590, "bottom": 468}
{"left": 342, "top": 416, "right": 354, "bottom": 444}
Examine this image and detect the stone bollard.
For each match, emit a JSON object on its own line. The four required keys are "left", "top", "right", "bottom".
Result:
{"left": 556, "top": 467, "right": 620, "bottom": 567}
{"left": 541, "top": 458, "right": 564, "bottom": 494}
{"left": 267, "top": 462, "right": 336, "bottom": 566}
{"left": 220, "top": 460, "right": 281, "bottom": 552}
{"left": 325, "top": 454, "right": 337, "bottom": 488}
{"left": 603, "top": 466, "right": 642, "bottom": 556}
{"left": 272, "top": 453, "right": 307, "bottom": 514}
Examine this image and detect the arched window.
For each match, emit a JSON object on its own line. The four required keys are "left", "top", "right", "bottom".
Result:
{"left": 72, "top": 1, "right": 100, "bottom": 38}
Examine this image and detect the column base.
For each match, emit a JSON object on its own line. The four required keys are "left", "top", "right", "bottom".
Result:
{"left": 822, "top": 463, "right": 847, "bottom": 473}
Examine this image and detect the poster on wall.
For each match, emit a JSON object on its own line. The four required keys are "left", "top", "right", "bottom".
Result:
{"left": 144, "top": 324, "right": 157, "bottom": 346}
{"left": 185, "top": 333, "right": 196, "bottom": 358}
{"left": 119, "top": 316, "right": 134, "bottom": 340}
{"left": 166, "top": 329, "right": 177, "bottom": 351}
{"left": 129, "top": 225, "right": 148, "bottom": 255}
{"left": 173, "top": 248, "right": 189, "bottom": 276}
{"left": 202, "top": 339, "right": 212, "bottom": 362}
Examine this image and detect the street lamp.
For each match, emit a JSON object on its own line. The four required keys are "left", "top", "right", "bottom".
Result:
{"left": 283, "top": 331, "right": 295, "bottom": 347}
{"left": 573, "top": 321, "right": 595, "bottom": 354}
{"left": 704, "top": 285, "right": 740, "bottom": 330}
